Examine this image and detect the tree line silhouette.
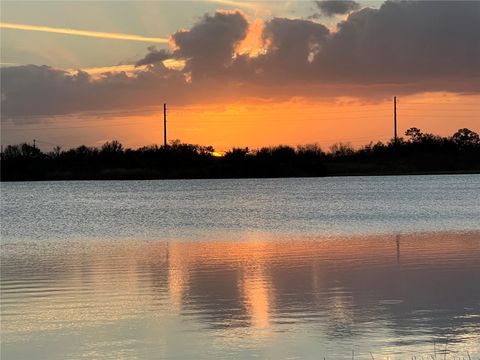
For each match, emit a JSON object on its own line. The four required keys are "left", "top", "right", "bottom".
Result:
{"left": 1, "top": 128, "right": 479, "bottom": 181}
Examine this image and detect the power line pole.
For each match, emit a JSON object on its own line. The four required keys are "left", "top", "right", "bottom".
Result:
{"left": 163, "top": 103, "right": 167, "bottom": 148}
{"left": 393, "top": 96, "right": 397, "bottom": 145}
{"left": 33, "top": 139, "right": 36, "bottom": 149}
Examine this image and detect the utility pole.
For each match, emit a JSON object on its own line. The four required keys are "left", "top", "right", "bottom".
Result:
{"left": 33, "top": 139, "right": 36, "bottom": 149}
{"left": 393, "top": 96, "right": 397, "bottom": 145}
{"left": 163, "top": 103, "right": 167, "bottom": 148}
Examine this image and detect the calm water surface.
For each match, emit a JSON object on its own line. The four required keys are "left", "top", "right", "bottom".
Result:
{"left": 1, "top": 175, "right": 480, "bottom": 359}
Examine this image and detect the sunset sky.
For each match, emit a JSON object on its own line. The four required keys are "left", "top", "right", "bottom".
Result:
{"left": 1, "top": 0, "right": 479, "bottom": 152}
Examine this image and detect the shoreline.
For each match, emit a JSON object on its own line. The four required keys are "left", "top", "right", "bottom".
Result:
{"left": 1, "top": 169, "right": 479, "bottom": 182}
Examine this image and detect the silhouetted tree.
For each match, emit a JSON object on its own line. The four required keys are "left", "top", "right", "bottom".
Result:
{"left": 51, "top": 146, "right": 62, "bottom": 159}
{"left": 405, "top": 127, "right": 423, "bottom": 142}
{"left": 1, "top": 129, "right": 479, "bottom": 181}
{"left": 329, "top": 142, "right": 354, "bottom": 157}
{"left": 101, "top": 140, "right": 123, "bottom": 154}
{"left": 2, "top": 145, "right": 22, "bottom": 160}
{"left": 2, "top": 143, "right": 41, "bottom": 159}
{"left": 452, "top": 128, "right": 480, "bottom": 147}
{"left": 225, "top": 147, "right": 249, "bottom": 161}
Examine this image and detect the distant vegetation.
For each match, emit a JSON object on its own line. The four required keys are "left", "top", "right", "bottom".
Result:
{"left": 1, "top": 128, "right": 479, "bottom": 181}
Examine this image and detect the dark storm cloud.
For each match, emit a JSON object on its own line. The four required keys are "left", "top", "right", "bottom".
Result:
{"left": 135, "top": 47, "right": 172, "bottom": 67}
{"left": 135, "top": 11, "right": 248, "bottom": 73}
{"left": 0, "top": 63, "right": 189, "bottom": 118}
{"left": 244, "top": 0, "right": 480, "bottom": 88}
{"left": 171, "top": 10, "right": 248, "bottom": 79}
{"left": 219, "top": 17, "right": 330, "bottom": 84}
{"left": 1, "top": 2, "right": 479, "bottom": 119}
{"left": 315, "top": 0, "right": 360, "bottom": 17}
{"left": 1, "top": 65, "right": 93, "bottom": 117}
{"left": 259, "top": 18, "right": 329, "bottom": 77}
{"left": 313, "top": 1, "right": 480, "bottom": 84}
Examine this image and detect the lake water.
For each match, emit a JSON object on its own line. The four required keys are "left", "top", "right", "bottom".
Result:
{"left": 1, "top": 175, "right": 479, "bottom": 359}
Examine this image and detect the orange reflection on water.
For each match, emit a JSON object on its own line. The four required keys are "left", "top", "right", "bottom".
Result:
{"left": 1, "top": 231, "right": 480, "bottom": 358}
{"left": 241, "top": 241, "right": 274, "bottom": 329}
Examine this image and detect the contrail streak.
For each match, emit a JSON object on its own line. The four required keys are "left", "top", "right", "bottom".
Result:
{"left": 0, "top": 22, "right": 169, "bottom": 44}
{"left": 207, "top": 0, "right": 259, "bottom": 10}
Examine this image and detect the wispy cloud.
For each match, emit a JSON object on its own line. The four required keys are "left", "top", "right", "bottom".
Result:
{"left": 67, "top": 64, "right": 139, "bottom": 77}
{"left": 207, "top": 0, "right": 259, "bottom": 11}
{"left": 0, "top": 22, "right": 169, "bottom": 44}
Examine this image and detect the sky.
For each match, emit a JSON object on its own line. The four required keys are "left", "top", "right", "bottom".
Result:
{"left": 1, "top": 0, "right": 479, "bottom": 152}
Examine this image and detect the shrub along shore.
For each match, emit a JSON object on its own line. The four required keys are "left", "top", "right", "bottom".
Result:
{"left": 1, "top": 128, "right": 479, "bottom": 181}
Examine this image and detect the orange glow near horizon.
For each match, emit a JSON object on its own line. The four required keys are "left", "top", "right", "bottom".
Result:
{"left": 2, "top": 93, "right": 478, "bottom": 152}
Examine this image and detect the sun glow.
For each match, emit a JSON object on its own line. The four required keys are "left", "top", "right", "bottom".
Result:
{"left": 211, "top": 151, "right": 225, "bottom": 157}
{"left": 236, "top": 19, "right": 266, "bottom": 57}
{"left": 3, "top": 94, "right": 478, "bottom": 152}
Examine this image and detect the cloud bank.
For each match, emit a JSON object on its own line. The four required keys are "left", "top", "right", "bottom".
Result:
{"left": 2, "top": 1, "right": 479, "bottom": 119}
